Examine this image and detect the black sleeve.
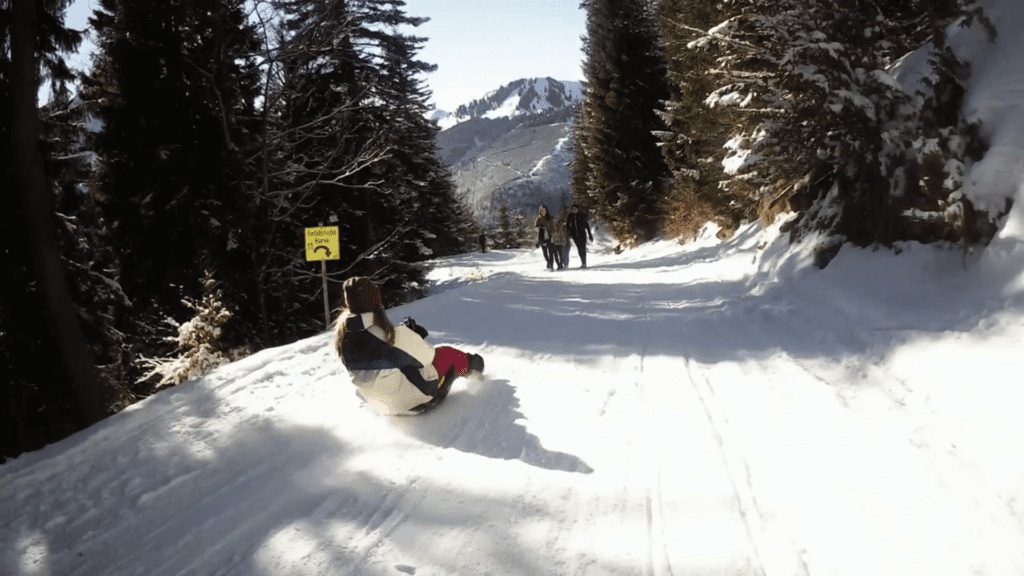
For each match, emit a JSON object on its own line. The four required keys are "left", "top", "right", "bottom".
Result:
{"left": 382, "top": 346, "right": 442, "bottom": 397}
{"left": 402, "top": 317, "right": 429, "bottom": 339}
{"left": 400, "top": 365, "right": 443, "bottom": 398}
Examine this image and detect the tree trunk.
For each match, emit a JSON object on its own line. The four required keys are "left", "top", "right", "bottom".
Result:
{"left": 11, "top": 0, "right": 110, "bottom": 425}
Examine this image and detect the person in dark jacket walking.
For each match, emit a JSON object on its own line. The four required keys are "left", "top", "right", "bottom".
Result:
{"left": 335, "top": 277, "right": 484, "bottom": 415}
{"left": 535, "top": 205, "right": 555, "bottom": 270}
{"left": 565, "top": 204, "right": 593, "bottom": 268}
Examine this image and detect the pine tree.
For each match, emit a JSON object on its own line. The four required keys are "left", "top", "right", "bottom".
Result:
{"left": 82, "top": 0, "right": 261, "bottom": 339}
{"left": 249, "top": 0, "right": 385, "bottom": 339}
{"left": 2, "top": 0, "right": 118, "bottom": 461}
{"left": 42, "top": 90, "right": 136, "bottom": 409}
{"left": 678, "top": 0, "right": 996, "bottom": 265}
{"left": 495, "top": 200, "right": 513, "bottom": 248}
{"left": 249, "top": 0, "right": 469, "bottom": 338}
{"left": 510, "top": 209, "right": 530, "bottom": 248}
{"left": 351, "top": 0, "right": 472, "bottom": 297}
{"left": 573, "top": 0, "right": 671, "bottom": 245}
{"left": 655, "top": 0, "right": 750, "bottom": 239}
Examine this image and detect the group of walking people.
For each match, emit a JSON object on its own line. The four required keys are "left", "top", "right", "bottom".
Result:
{"left": 535, "top": 204, "right": 593, "bottom": 270}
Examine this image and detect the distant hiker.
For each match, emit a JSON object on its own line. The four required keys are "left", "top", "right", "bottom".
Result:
{"left": 334, "top": 277, "right": 484, "bottom": 415}
{"left": 478, "top": 233, "right": 487, "bottom": 253}
{"left": 536, "top": 205, "right": 555, "bottom": 270}
{"left": 551, "top": 215, "right": 568, "bottom": 270}
{"left": 566, "top": 204, "right": 594, "bottom": 268}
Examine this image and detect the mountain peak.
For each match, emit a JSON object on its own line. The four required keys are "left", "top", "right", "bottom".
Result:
{"left": 431, "top": 77, "right": 585, "bottom": 130}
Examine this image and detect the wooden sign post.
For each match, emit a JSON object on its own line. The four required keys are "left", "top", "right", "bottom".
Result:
{"left": 304, "top": 226, "right": 340, "bottom": 330}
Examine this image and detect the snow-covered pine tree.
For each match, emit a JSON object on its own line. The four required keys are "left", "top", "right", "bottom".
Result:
{"left": 42, "top": 91, "right": 136, "bottom": 408}
{"left": 138, "top": 272, "right": 250, "bottom": 389}
{"left": 573, "top": 0, "right": 672, "bottom": 245}
{"left": 655, "top": 0, "right": 752, "bottom": 239}
{"left": 510, "top": 209, "right": 530, "bottom": 248}
{"left": 683, "top": 0, "right": 996, "bottom": 266}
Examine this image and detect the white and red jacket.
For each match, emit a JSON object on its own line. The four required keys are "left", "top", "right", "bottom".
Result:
{"left": 340, "top": 312, "right": 443, "bottom": 415}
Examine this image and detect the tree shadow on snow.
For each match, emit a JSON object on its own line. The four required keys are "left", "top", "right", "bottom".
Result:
{"left": 399, "top": 378, "right": 594, "bottom": 475}
{"left": 0, "top": 378, "right": 353, "bottom": 575}
{"left": 0, "top": 371, "right": 570, "bottom": 576}
{"left": 400, "top": 242, "right": 1024, "bottom": 369}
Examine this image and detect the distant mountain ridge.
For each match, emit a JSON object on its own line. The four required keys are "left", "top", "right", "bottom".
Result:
{"left": 431, "top": 77, "right": 584, "bottom": 130}
{"left": 431, "top": 77, "right": 585, "bottom": 225}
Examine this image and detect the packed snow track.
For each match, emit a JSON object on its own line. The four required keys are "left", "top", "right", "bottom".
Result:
{"left": 3, "top": 220, "right": 1024, "bottom": 575}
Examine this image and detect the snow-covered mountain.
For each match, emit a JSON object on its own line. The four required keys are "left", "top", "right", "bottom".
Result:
{"left": 431, "top": 77, "right": 584, "bottom": 130}
{"left": 431, "top": 78, "right": 586, "bottom": 225}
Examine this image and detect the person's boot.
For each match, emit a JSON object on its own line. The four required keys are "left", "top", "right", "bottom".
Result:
{"left": 467, "top": 353, "right": 485, "bottom": 375}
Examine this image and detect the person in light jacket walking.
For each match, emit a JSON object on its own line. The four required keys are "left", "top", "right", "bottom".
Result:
{"left": 565, "top": 204, "right": 593, "bottom": 268}
{"left": 335, "top": 277, "right": 484, "bottom": 415}
{"left": 551, "top": 214, "right": 569, "bottom": 270}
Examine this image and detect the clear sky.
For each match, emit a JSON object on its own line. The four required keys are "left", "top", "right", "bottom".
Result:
{"left": 403, "top": 0, "right": 587, "bottom": 111}
{"left": 63, "top": 0, "right": 587, "bottom": 113}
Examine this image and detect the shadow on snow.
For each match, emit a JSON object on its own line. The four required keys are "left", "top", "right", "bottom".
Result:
{"left": 0, "top": 373, "right": 576, "bottom": 576}
{"left": 408, "top": 242, "right": 1024, "bottom": 368}
{"left": 398, "top": 378, "right": 593, "bottom": 475}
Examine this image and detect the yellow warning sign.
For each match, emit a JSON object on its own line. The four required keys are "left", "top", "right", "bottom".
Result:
{"left": 304, "top": 226, "right": 340, "bottom": 261}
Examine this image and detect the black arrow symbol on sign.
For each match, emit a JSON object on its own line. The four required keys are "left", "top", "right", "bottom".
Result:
{"left": 314, "top": 245, "right": 332, "bottom": 257}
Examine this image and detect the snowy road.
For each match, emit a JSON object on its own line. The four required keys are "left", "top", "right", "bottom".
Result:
{"left": 4, "top": 221, "right": 1024, "bottom": 576}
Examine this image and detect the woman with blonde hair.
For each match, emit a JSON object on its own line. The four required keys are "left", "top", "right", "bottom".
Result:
{"left": 335, "top": 277, "right": 484, "bottom": 415}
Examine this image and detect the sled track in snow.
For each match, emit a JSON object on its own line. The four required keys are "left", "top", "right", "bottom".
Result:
{"left": 638, "top": 372, "right": 680, "bottom": 576}
{"left": 636, "top": 290, "right": 675, "bottom": 576}
{"left": 681, "top": 356, "right": 774, "bottom": 576}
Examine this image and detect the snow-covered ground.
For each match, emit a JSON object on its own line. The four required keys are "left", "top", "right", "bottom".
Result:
{"left": 3, "top": 215, "right": 1024, "bottom": 576}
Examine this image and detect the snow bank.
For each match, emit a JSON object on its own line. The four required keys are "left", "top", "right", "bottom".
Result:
{"left": 957, "top": 0, "right": 1024, "bottom": 240}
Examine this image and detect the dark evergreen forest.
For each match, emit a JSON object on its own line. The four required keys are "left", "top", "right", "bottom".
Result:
{"left": 0, "top": 0, "right": 1003, "bottom": 461}
{"left": 1, "top": 0, "right": 472, "bottom": 461}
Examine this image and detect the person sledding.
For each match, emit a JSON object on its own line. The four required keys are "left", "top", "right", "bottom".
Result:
{"left": 334, "top": 277, "right": 484, "bottom": 415}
